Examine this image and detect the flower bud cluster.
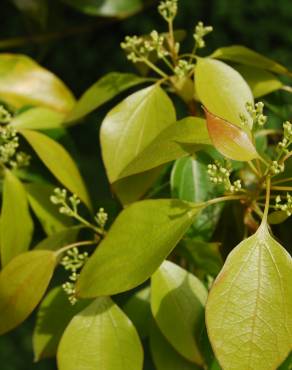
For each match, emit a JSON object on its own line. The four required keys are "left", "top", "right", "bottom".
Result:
{"left": 95, "top": 207, "right": 108, "bottom": 229}
{"left": 278, "top": 121, "right": 292, "bottom": 153}
{"left": 0, "top": 106, "right": 11, "bottom": 124}
{"left": 174, "top": 59, "right": 194, "bottom": 77}
{"left": 158, "top": 0, "right": 178, "bottom": 22}
{"left": 61, "top": 247, "right": 88, "bottom": 305}
{"left": 207, "top": 162, "right": 242, "bottom": 193}
{"left": 246, "top": 101, "right": 267, "bottom": 127}
{"left": 269, "top": 160, "right": 285, "bottom": 175}
{"left": 121, "top": 31, "right": 169, "bottom": 63}
{"left": 193, "top": 22, "right": 213, "bottom": 49}
{"left": 50, "top": 188, "right": 80, "bottom": 217}
{"left": 275, "top": 194, "right": 292, "bottom": 217}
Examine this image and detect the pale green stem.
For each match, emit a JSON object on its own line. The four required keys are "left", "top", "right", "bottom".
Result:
{"left": 281, "top": 85, "right": 292, "bottom": 93}
{"left": 271, "top": 185, "right": 292, "bottom": 192}
{"left": 55, "top": 240, "right": 97, "bottom": 257}
{"left": 262, "top": 176, "right": 271, "bottom": 222}
{"left": 143, "top": 59, "right": 168, "bottom": 78}
{"left": 248, "top": 161, "right": 261, "bottom": 177}
{"left": 272, "top": 177, "right": 292, "bottom": 185}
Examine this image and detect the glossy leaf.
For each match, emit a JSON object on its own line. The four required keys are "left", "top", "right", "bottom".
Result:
{"left": 236, "top": 65, "right": 283, "bottom": 98}
{"left": 204, "top": 108, "right": 259, "bottom": 161}
{"left": 26, "top": 183, "right": 73, "bottom": 235}
{"left": 150, "top": 321, "right": 200, "bottom": 370}
{"left": 77, "top": 199, "right": 204, "bottom": 297}
{"left": 1, "top": 170, "right": 34, "bottom": 266}
{"left": 62, "top": 0, "right": 143, "bottom": 17}
{"left": 21, "top": 129, "right": 91, "bottom": 209}
{"left": 206, "top": 222, "right": 292, "bottom": 370}
{"left": 66, "top": 72, "right": 149, "bottom": 122}
{"left": 0, "top": 54, "right": 75, "bottom": 113}
{"left": 0, "top": 250, "right": 56, "bottom": 335}
{"left": 100, "top": 84, "right": 176, "bottom": 183}
{"left": 120, "top": 117, "right": 211, "bottom": 179}
{"left": 151, "top": 260, "right": 208, "bottom": 364}
{"left": 33, "top": 286, "right": 89, "bottom": 361}
{"left": 34, "top": 226, "right": 82, "bottom": 250}
{"left": 57, "top": 297, "right": 143, "bottom": 370}
{"left": 195, "top": 58, "right": 253, "bottom": 129}
{"left": 11, "top": 107, "right": 65, "bottom": 130}
{"left": 211, "top": 45, "right": 291, "bottom": 76}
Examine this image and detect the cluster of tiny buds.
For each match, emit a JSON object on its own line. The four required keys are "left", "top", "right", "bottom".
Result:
{"left": 95, "top": 207, "right": 108, "bottom": 229}
{"left": 121, "top": 31, "right": 169, "bottom": 63}
{"left": 270, "top": 160, "right": 285, "bottom": 175}
{"left": 61, "top": 247, "right": 88, "bottom": 305}
{"left": 275, "top": 194, "right": 292, "bottom": 217}
{"left": 246, "top": 101, "right": 267, "bottom": 127}
{"left": 174, "top": 59, "right": 194, "bottom": 77}
{"left": 207, "top": 162, "right": 242, "bottom": 193}
{"left": 158, "top": 0, "right": 178, "bottom": 22}
{"left": 278, "top": 121, "right": 292, "bottom": 153}
{"left": 0, "top": 106, "right": 11, "bottom": 124}
{"left": 50, "top": 188, "right": 80, "bottom": 217}
{"left": 193, "top": 21, "right": 213, "bottom": 49}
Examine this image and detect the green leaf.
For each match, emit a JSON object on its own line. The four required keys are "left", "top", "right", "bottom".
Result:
{"left": 123, "top": 286, "right": 151, "bottom": 339}
{"left": 100, "top": 84, "right": 176, "bottom": 183}
{"left": 20, "top": 129, "right": 91, "bottom": 209}
{"left": 57, "top": 297, "right": 143, "bottom": 370}
{"left": 278, "top": 352, "right": 292, "bottom": 369}
{"left": 26, "top": 183, "right": 73, "bottom": 235}
{"left": 66, "top": 72, "right": 149, "bottom": 122}
{"left": 77, "top": 199, "right": 204, "bottom": 297}
{"left": 151, "top": 260, "right": 208, "bottom": 365}
{"left": 171, "top": 154, "right": 223, "bottom": 241}
{"left": 10, "top": 107, "right": 65, "bottom": 130}
{"left": 150, "top": 320, "right": 200, "bottom": 370}
{"left": 33, "top": 286, "right": 90, "bottom": 361}
{"left": 11, "top": 0, "right": 48, "bottom": 28}
{"left": 62, "top": 0, "right": 143, "bottom": 17}
{"left": 236, "top": 65, "right": 283, "bottom": 98}
{"left": 268, "top": 210, "right": 290, "bottom": 225}
{"left": 206, "top": 222, "right": 292, "bottom": 370}
{"left": 0, "top": 250, "right": 56, "bottom": 335}
{"left": 0, "top": 170, "right": 34, "bottom": 266}
{"left": 195, "top": 58, "right": 253, "bottom": 129}
{"left": 204, "top": 108, "right": 259, "bottom": 161}
{"left": 119, "top": 117, "right": 211, "bottom": 179}
{"left": 0, "top": 54, "right": 76, "bottom": 113}
{"left": 34, "top": 226, "right": 82, "bottom": 250}
{"left": 211, "top": 45, "right": 291, "bottom": 76}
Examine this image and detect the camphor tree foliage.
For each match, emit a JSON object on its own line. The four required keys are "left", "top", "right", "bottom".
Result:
{"left": 0, "top": 0, "right": 292, "bottom": 369}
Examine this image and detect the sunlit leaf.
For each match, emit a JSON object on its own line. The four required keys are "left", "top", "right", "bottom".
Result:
{"left": 268, "top": 210, "right": 290, "bottom": 225}
{"left": 0, "top": 250, "right": 56, "bottom": 335}
{"left": 57, "top": 297, "right": 143, "bottom": 370}
{"left": 0, "top": 170, "right": 34, "bottom": 266}
{"left": 0, "top": 54, "right": 75, "bottom": 113}
{"left": 195, "top": 58, "right": 253, "bottom": 129}
{"left": 34, "top": 226, "right": 82, "bottom": 250}
{"left": 11, "top": 107, "right": 65, "bottom": 130}
{"left": 77, "top": 199, "right": 204, "bottom": 297}
{"left": 100, "top": 85, "right": 176, "bottom": 183}
{"left": 206, "top": 222, "right": 292, "bottom": 370}
{"left": 151, "top": 261, "right": 207, "bottom": 364}
{"left": 21, "top": 129, "right": 91, "bottom": 209}
{"left": 204, "top": 108, "right": 259, "bottom": 161}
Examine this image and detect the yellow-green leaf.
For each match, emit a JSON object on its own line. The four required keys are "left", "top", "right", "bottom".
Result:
{"left": 20, "top": 129, "right": 91, "bottom": 209}
{"left": 0, "top": 54, "right": 76, "bottom": 113}
{"left": 100, "top": 85, "right": 176, "bottom": 183}
{"left": 206, "top": 222, "right": 292, "bottom": 370}
{"left": 195, "top": 58, "right": 253, "bottom": 130}
{"left": 77, "top": 199, "right": 204, "bottom": 298}
{"left": 34, "top": 226, "right": 82, "bottom": 251}
{"left": 204, "top": 108, "right": 258, "bottom": 161}
{"left": 0, "top": 250, "right": 56, "bottom": 335}
{"left": 151, "top": 260, "right": 207, "bottom": 365}
{"left": 11, "top": 107, "right": 65, "bottom": 130}
{"left": 57, "top": 297, "right": 143, "bottom": 370}
{"left": 0, "top": 170, "right": 34, "bottom": 266}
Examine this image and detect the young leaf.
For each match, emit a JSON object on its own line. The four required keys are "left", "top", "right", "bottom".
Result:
{"left": 20, "top": 129, "right": 91, "bottom": 209}
{"left": 26, "top": 183, "right": 73, "bottom": 235}
{"left": 33, "top": 286, "right": 90, "bottom": 361}
{"left": 57, "top": 297, "right": 143, "bottom": 370}
{"left": 268, "top": 210, "right": 289, "bottom": 225}
{"left": 211, "top": 45, "right": 291, "bottom": 76}
{"left": 0, "top": 250, "right": 56, "bottom": 335}
{"left": 66, "top": 72, "right": 149, "bottom": 122}
{"left": 120, "top": 117, "right": 211, "bottom": 179}
{"left": 0, "top": 54, "right": 76, "bottom": 113}
{"left": 100, "top": 84, "right": 176, "bottom": 183}
{"left": 151, "top": 260, "right": 208, "bottom": 365}
{"left": 195, "top": 58, "right": 253, "bottom": 130}
{"left": 1, "top": 170, "right": 34, "bottom": 266}
{"left": 204, "top": 108, "right": 259, "bottom": 161}
{"left": 34, "top": 226, "right": 82, "bottom": 251}
{"left": 10, "top": 107, "right": 65, "bottom": 130}
{"left": 150, "top": 321, "right": 200, "bottom": 370}
{"left": 206, "top": 222, "right": 292, "bottom": 370}
{"left": 77, "top": 199, "right": 204, "bottom": 297}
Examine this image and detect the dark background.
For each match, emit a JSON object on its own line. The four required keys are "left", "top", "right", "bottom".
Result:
{"left": 0, "top": 0, "right": 291, "bottom": 368}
